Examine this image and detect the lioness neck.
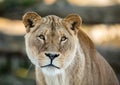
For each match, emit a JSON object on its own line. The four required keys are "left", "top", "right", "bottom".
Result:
{"left": 36, "top": 39, "right": 85, "bottom": 85}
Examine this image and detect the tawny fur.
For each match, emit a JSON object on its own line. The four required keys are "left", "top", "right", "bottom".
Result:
{"left": 23, "top": 12, "right": 119, "bottom": 85}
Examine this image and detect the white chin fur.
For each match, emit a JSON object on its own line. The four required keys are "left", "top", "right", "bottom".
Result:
{"left": 41, "top": 67, "right": 64, "bottom": 76}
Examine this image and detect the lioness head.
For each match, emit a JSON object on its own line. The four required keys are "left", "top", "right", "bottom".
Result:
{"left": 23, "top": 12, "right": 82, "bottom": 75}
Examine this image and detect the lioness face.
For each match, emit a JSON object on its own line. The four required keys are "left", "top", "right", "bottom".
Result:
{"left": 23, "top": 12, "right": 82, "bottom": 75}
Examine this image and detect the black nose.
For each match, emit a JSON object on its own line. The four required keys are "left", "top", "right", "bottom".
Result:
{"left": 45, "top": 53, "right": 59, "bottom": 60}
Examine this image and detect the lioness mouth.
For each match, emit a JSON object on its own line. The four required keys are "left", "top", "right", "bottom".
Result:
{"left": 41, "top": 64, "right": 60, "bottom": 69}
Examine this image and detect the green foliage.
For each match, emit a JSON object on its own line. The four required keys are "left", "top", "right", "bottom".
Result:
{"left": 22, "top": 0, "right": 35, "bottom": 7}
{"left": 0, "top": 0, "right": 37, "bottom": 11}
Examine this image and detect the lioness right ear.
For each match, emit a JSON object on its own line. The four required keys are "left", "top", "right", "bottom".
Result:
{"left": 22, "top": 12, "right": 41, "bottom": 33}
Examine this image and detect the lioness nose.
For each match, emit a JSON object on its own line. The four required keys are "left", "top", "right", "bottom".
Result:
{"left": 45, "top": 53, "right": 59, "bottom": 60}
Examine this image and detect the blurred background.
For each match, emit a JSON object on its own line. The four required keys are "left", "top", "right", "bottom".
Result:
{"left": 0, "top": 0, "right": 120, "bottom": 85}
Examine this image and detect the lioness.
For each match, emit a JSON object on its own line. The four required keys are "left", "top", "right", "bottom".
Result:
{"left": 23, "top": 12, "right": 119, "bottom": 85}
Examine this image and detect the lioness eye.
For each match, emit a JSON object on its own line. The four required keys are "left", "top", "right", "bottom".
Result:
{"left": 38, "top": 34, "right": 45, "bottom": 40}
{"left": 61, "top": 36, "right": 67, "bottom": 42}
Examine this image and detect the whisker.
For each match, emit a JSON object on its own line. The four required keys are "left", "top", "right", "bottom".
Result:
{"left": 25, "top": 63, "right": 33, "bottom": 77}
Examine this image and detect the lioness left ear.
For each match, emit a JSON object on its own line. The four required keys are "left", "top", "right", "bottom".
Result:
{"left": 64, "top": 14, "right": 82, "bottom": 30}
{"left": 22, "top": 12, "right": 41, "bottom": 33}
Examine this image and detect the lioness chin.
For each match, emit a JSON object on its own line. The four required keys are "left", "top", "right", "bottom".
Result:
{"left": 23, "top": 12, "right": 119, "bottom": 85}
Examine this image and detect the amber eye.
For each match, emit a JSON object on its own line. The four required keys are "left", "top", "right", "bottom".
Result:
{"left": 38, "top": 34, "right": 45, "bottom": 41}
{"left": 61, "top": 36, "right": 67, "bottom": 42}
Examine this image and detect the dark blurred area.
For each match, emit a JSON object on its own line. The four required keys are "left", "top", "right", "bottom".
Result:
{"left": 0, "top": 0, "right": 120, "bottom": 85}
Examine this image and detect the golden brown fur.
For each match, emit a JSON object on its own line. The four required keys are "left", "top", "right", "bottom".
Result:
{"left": 23, "top": 12, "right": 119, "bottom": 85}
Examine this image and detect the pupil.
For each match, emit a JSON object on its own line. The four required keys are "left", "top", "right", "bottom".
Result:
{"left": 61, "top": 36, "right": 66, "bottom": 41}
{"left": 39, "top": 35, "right": 45, "bottom": 40}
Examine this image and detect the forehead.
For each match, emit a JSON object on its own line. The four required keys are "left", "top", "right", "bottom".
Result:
{"left": 35, "top": 15, "right": 69, "bottom": 34}
{"left": 32, "top": 15, "right": 71, "bottom": 36}
{"left": 42, "top": 15, "right": 63, "bottom": 25}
